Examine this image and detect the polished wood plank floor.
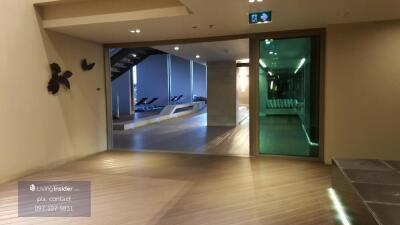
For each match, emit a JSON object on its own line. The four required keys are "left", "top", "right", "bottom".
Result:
{"left": 113, "top": 112, "right": 250, "bottom": 156}
{"left": 0, "top": 152, "right": 335, "bottom": 225}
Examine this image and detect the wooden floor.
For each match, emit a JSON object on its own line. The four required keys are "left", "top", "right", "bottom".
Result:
{"left": 0, "top": 151, "right": 335, "bottom": 225}
{"left": 113, "top": 112, "right": 250, "bottom": 156}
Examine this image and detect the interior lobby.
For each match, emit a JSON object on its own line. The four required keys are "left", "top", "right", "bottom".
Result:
{"left": 1, "top": 0, "right": 400, "bottom": 225}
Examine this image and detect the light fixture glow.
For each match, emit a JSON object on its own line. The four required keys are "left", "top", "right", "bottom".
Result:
{"left": 302, "top": 124, "right": 319, "bottom": 147}
{"left": 196, "top": 54, "right": 201, "bottom": 59}
{"left": 130, "top": 29, "right": 141, "bottom": 34}
{"left": 294, "top": 58, "right": 306, "bottom": 74}
{"left": 248, "top": 0, "right": 255, "bottom": 2}
{"left": 259, "top": 59, "right": 267, "bottom": 68}
{"left": 265, "top": 39, "right": 272, "bottom": 45}
{"left": 237, "top": 67, "right": 249, "bottom": 92}
{"left": 174, "top": 46, "right": 180, "bottom": 51}
{"left": 236, "top": 58, "right": 250, "bottom": 64}
{"left": 269, "top": 51, "right": 274, "bottom": 55}
{"left": 131, "top": 54, "right": 137, "bottom": 58}
{"left": 274, "top": 52, "right": 278, "bottom": 56}
{"left": 328, "top": 188, "right": 352, "bottom": 225}
{"left": 268, "top": 71, "right": 273, "bottom": 76}
{"left": 270, "top": 81, "right": 274, "bottom": 90}
{"left": 133, "top": 66, "right": 137, "bottom": 85}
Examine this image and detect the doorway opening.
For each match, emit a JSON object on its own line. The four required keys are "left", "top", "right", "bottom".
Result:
{"left": 107, "top": 39, "right": 250, "bottom": 156}
{"left": 258, "top": 37, "right": 321, "bottom": 157}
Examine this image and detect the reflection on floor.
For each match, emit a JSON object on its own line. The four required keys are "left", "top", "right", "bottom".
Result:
{"left": 113, "top": 112, "right": 249, "bottom": 156}
{"left": 0, "top": 151, "right": 335, "bottom": 225}
{"left": 260, "top": 115, "right": 312, "bottom": 157}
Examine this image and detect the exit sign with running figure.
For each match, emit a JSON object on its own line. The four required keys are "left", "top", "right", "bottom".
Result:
{"left": 249, "top": 11, "right": 272, "bottom": 24}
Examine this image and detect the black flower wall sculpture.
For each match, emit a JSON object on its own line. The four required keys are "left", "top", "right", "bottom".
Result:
{"left": 47, "top": 63, "right": 73, "bottom": 95}
{"left": 81, "top": 58, "right": 96, "bottom": 71}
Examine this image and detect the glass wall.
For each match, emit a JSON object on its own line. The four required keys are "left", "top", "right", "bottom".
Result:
{"left": 259, "top": 37, "right": 320, "bottom": 157}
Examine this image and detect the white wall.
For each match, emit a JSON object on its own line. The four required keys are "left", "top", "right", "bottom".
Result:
{"left": 0, "top": 0, "right": 107, "bottom": 183}
{"left": 325, "top": 20, "right": 400, "bottom": 164}
{"left": 112, "top": 71, "right": 133, "bottom": 116}
{"left": 207, "top": 61, "right": 237, "bottom": 127}
{"left": 237, "top": 66, "right": 249, "bottom": 106}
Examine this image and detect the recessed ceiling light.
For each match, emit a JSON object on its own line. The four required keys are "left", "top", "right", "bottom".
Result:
{"left": 174, "top": 46, "right": 180, "bottom": 51}
{"left": 130, "top": 29, "right": 141, "bottom": 34}
{"left": 131, "top": 54, "right": 137, "bottom": 58}
{"left": 269, "top": 51, "right": 274, "bottom": 55}
{"left": 196, "top": 54, "right": 201, "bottom": 59}
{"left": 274, "top": 52, "right": 278, "bottom": 55}
{"left": 249, "top": 0, "right": 263, "bottom": 3}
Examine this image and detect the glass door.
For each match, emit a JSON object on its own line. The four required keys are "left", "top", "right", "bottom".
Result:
{"left": 258, "top": 37, "right": 320, "bottom": 157}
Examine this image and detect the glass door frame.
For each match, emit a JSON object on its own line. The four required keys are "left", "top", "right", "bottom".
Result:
{"left": 104, "top": 28, "right": 325, "bottom": 159}
{"left": 248, "top": 29, "right": 326, "bottom": 161}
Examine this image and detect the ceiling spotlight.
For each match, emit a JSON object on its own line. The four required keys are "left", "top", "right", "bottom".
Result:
{"left": 274, "top": 52, "right": 278, "bottom": 55}
{"left": 248, "top": 0, "right": 255, "bottom": 2}
{"left": 174, "top": 46, "right": 180, "bottom": 51}
{"left": 131, "top": 54, "right": 137, "bottom": 58}
{"left": 196, "top": 54, "right": 201, "bottom": 59}
{"left": 130, "top": 29, "right": 141, "bottom": 34}
{"left": 269, "top": 51, "right": 274, "bottom": 55}
{"left": 257, "top": 0, "right": 263, "bottom": 2}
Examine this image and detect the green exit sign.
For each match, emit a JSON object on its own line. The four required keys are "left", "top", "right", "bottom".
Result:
{"left": 249, "top": 11, "right": 272, "bottom": 24}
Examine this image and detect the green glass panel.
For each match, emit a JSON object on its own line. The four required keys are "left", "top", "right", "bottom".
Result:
{"left": 259, "top": 37, "right": 319, "bottom": 157}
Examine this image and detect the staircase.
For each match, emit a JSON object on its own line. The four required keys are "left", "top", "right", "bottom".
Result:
{"left": 110, "top": 47, "right": 165, "bottom": 81}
